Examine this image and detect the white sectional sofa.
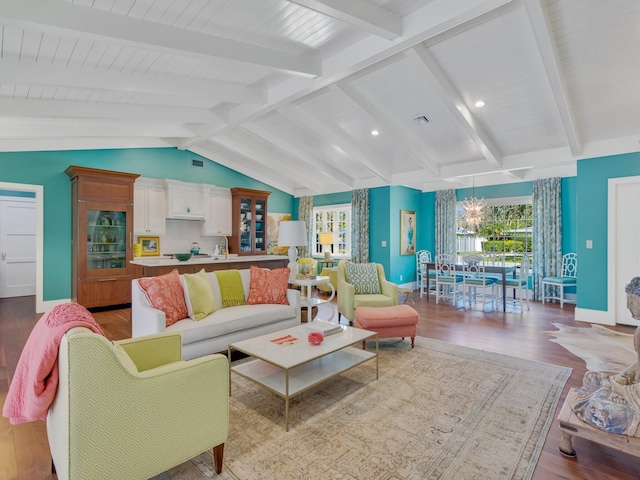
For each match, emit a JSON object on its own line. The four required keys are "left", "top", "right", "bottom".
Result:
{"left": 132, "top": 268, "right": 301, "bottom": 360}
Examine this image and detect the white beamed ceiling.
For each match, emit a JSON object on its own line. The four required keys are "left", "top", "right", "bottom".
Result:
{"left": 0, "top": 0, "right": 638, "bottom": 195}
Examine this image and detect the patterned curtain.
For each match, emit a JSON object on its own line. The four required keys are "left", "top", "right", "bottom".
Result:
{"left": 435, "top": 189, "right": 457, "bottom": 258}
{"left": 351, "top": 189, "right": 370, "bottom": 263}
{"left": 532, "top": 178, "right": 562, "bottom": 301}
{"left": 298, "top": 196, "right": 313, "bottom": 258}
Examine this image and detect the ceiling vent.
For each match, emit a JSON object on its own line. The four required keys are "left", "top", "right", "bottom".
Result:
{"left": 191, "top": 158, "right": 204, "bottom": 168}
{"left": 414, "top": 115, "right": 429, "bottom": 125}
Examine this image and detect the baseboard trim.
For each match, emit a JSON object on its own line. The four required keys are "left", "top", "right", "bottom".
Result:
{"left": 575, "top": 307, "right": 615, "bottom": 326}
{"left": 40, "top": 298, "right": 71, "bottom": 313}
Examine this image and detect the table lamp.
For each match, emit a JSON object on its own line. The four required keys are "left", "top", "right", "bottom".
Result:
{"left": 278, "top": 220, "right": 307, "bottom": 277}
{"left": 319, "top": 232, "right": 334, "bottom": 261}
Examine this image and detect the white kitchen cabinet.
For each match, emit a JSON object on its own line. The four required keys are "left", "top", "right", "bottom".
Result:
{"left": 134, "top": 179, "right": 166, "bottom": 235}
{"left": 202, "top": 187, "right": 232, "bottom": 236}
{"left": 165, "top": 179, "right": 204, "bottom": 219}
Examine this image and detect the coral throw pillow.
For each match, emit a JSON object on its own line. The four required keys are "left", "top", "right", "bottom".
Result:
{"left": 138, "top": 269, "right": 188, "bottom": 327}
{"left": 246, "top": 266, "right": 290, "bottom": 305}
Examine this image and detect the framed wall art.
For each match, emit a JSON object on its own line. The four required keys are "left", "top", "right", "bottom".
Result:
{"left": 400, "top": 210, "right": 416, "bottom": 255}
{"left": 139, "top": 236, "right": 160, "bottom": 256}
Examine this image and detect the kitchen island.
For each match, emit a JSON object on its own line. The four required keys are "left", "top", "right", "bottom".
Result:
{"left": 131, "top": 255, "right": 289, "bottom": 278}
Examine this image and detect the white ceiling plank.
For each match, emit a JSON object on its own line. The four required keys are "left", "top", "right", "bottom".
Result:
{"left": 0, "top": 0, "right": 322, "bottom": 77}
{"left": 523, "top": 0, "right": 582, "bottom": 156}
{"left": 0, "top": 121, "right": 195, "bottom": 138}
{"left": 404, "top": 44, "right": 503, "bottom": 168}
{"left": 0, "top": 58, "right": 266, "bottom": 104}
{"left": 0, "top": 136, "right": 171, "bottom": 152}
{"left": 278, "top": 104, "right": 391, "bottom": 183}
{"left": 176, "top": 0, "right": 515, "bottom": 149}
{"left": 188, "top": 145, "right": 295, "bottom": 195}
{"left": 287, "top": 0, "right": 402, "bottom": 40}
{"left": 211, "top": 136, "right": 320, "bottom": 192}
{"left": 242, "top": 122, "right": 355, "bottom": 189}
{"left": 0, "top": 97, "right": 226, "bottom": 123}
{"left": 330, "top": 82, "right": 439, "bottom": 176}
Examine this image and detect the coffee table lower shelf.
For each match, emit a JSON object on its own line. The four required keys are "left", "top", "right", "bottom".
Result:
{"left": 230, "top": 346, "right": 377, "bottom": 431}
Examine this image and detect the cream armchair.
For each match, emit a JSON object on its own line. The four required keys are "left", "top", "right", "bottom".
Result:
{"left": 337, "top": 260, "right": 398, "bottom": 324}
{"left": 47, "top": 327, "right": 229, "bottom": 480}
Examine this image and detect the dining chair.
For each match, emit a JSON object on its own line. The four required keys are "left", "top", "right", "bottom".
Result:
{"left": 416, "top": 250, "right": 432, "bottom": 298}
{"left": 462, "top": 263, "right": 497, "bottom": 310}
{"left": 435, "top": 253, "right": 462, "bottom": 305}
{"left": 542, "top": 253, "right": 577, "bottom": 308}
{"left": 499, "top": 254, "right": 530, "bottom": 312}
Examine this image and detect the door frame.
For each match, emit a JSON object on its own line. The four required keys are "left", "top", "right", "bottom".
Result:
{"left": 607, "top": 175, "right": 640, "bottom": 326}
{"left": 0, "top": 182, "right": 44, "bottom": 312}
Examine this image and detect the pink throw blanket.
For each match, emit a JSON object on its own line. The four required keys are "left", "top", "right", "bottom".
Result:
{"left": 2, "top": 303, "right": 104, "bottom": 425}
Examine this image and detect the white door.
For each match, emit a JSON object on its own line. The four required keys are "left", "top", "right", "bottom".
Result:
{"left": 0, "top": 199, "right": 36, "bottom": 298}
{"left": 608, "top": 176, "right": 640, "bottom": 326}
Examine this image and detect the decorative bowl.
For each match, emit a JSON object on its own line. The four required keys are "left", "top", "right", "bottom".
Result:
{"left": 308, "top": 332, "right": 324, "bottom": 345}
{"left": 174, "top": 253, "right": 193, "bottom": 262}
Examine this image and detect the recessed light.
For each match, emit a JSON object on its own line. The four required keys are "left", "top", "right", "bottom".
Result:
{"left": 474, "top": 100, "right": 485, "bottom": 108}
{"left": 371, "top": 129, "right": 379, "bottom": 136}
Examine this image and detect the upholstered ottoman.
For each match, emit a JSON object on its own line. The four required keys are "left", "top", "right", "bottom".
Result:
{"left": 355, "top": 304, "right": 419, "bottom": 348}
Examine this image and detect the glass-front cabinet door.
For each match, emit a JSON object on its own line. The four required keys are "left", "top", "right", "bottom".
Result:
{"left": 239, "top": 197, "right": 252, "bottom": 252}
{"left": 254, "top": 198, "right": 266, "bottom": 253}
{"left": 79, "top": 201, "right": 132, "bottom": 278}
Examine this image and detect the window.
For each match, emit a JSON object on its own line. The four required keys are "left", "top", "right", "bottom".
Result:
{"left": 312, "top": 204, "right": 351, "bottom": 258}
{"left": 456, "top": 196, "right": 532, "bottom": 266}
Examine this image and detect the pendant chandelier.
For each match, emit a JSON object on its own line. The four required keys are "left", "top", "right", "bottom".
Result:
{"left": 461, "top": 180, "right": 485, "bottom": 232}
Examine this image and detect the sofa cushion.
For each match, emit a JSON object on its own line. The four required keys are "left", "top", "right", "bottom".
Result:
{"left": 246, "top": 265, "right": 290, "bottom": 305}
{"left": 354, "top": 294, "right": 395, "bottom": 309}
{"left": 168, "top": 304, "right": 297, "bottom": 344}
{"left": 183, "top": 269, "right": 216, "bottom": 321}
{"left": 214, "top": 270, "right": 246, "bottom": 307}
{"left": 138, "top": 269, "right": 188, "bottom": 327}
{"left": 346, "top": 263, "right": 381, "bottom": 294}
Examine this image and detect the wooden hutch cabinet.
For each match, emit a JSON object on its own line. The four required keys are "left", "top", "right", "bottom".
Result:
{"left": 230, "top": 188, "right": 271, "bottom": 256}
{"left": 66, "top": 166, "right": 139, "bottom": 308}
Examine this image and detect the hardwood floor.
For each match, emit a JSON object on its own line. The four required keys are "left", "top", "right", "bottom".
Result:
{"left": 1, "top": 293, "right": 639, "bottom": 479}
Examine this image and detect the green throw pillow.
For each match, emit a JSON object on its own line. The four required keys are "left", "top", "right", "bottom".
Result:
{"left": 346, "top": 263, "right": 381, "bottom": 294}
{"left": 184, "top": 269, "right": 216, "bottom": 320}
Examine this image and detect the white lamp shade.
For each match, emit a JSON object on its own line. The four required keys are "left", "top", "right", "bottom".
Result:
{"left": 278, "top": 221, "right": 307, "bottom": 247}
{"left": 278, "top": 221, "right": 307, "bottom": 277}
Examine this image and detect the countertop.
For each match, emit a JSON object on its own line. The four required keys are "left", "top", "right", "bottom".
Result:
{"left": 130, "top": 254, "right": 288, "bottom": 266}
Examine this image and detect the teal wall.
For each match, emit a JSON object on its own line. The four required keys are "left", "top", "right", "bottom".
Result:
{"left": 576, "top": 152, "right": 640, "bottom": 311}
{"left": 0, "top": 147, "right": 293, "bottom": 301}
{"left": 369, "top": 187, "right": 391, "bottom": 275}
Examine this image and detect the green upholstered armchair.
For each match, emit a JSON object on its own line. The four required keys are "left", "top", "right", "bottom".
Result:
{"left": 337, "top": 260, "right": 398, "bottom": 325}
{"left": 46, "top": 327, "right": 229, "bottom": 480}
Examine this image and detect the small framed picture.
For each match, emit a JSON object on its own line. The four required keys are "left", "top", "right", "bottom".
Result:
{"left": 140, "top": 236, "right": 160, "bottom": 256}
{"left": 400, "top": 210, "right": 416, "bottom": 255}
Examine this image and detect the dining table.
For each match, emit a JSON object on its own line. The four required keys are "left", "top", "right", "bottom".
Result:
{"left": 423, "top": 262, "right": 517, "bottom": 311}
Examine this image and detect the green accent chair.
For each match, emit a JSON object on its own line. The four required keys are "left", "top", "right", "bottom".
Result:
{"left": 337, "top": 260, "right": 398, "bottom": 325}
{"left": 297, "top": 257, "right": 318, "bottom": 276}
{"left": 317, "top": 266, "right": 337, "bottom": 295}
{"left": 47, "top": 327, "right": 229, "bottom": 479}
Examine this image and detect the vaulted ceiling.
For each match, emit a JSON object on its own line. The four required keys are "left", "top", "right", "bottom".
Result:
{"left": 1, "top": 0, "right": 638, "bottom": 196}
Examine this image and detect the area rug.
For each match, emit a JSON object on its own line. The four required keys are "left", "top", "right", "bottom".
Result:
{"left": 153, "top": 337, "right": 571, "bottom": 480}
{"left": 543, "top": 322, "right": 636, "bottom": 373}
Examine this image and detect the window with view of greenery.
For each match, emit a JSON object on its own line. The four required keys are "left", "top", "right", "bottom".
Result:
{"left": 456, "top": 198, "right": 532, "bottom": 266}
{"left": 312, "top": 204, "right": 351, "bottom": 258}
